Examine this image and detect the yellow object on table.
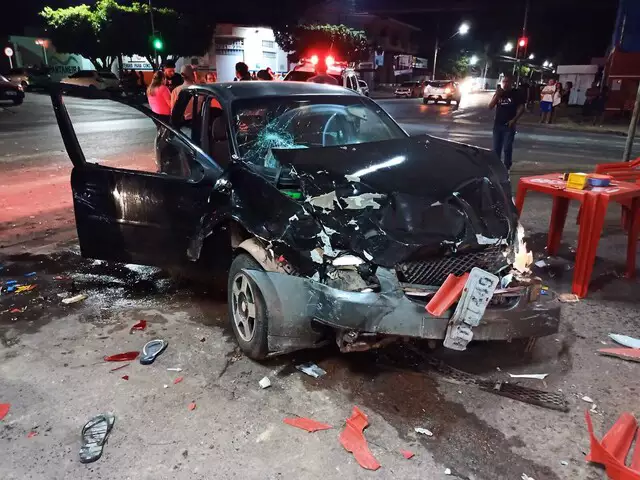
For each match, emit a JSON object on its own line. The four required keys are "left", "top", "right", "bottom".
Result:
{"left": 566, "top": 172, "right": 588, "bottom": 190}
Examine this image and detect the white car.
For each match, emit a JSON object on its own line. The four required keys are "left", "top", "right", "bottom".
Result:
{"left": 60, "top": 70, "right": 121, "bottom": 92}
{"left": 358, "top": 79, "right": 370, "bottom": 96}
{"left": 284, "top": 58, "right": 366, "bottom": 96}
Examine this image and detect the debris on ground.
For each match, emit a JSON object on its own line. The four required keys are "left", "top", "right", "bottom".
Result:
{"left": 296, "top": 362, "right": 326, "bottom": 378}
{"left": 444, "top": 468, "right": 452, "bottom": 475}
{"left": 167, "top": 367, "right": 182, "bottom": 372}
{"left": 283, "top": 417, "right": 332, "bottom": 433}
{"left": 598, "top": 348, "right": 640, "bottom": 363}
{"left": 104, "top": 352, "right": 139, "bottom": 362}
{"left": 79, "top": 413, "right": 116, "bottom": 464}
{"left": 129, "top": 320, "right": 147, "bottom": 333}
{"left": 414, "top": 427, "right": 434, "bottom": 437}
{"left": 27, "top": 431, "right": 38, "bottom": 438}
{"left": 188, "top": 402, "right": 196, "bottom": 411}
{"left": 582, "top": 396, "right": 594, "bottom": 403}
{"left": 24, "top": 272, "right": 36, "bottom": 277}
{"left": 585, "top": 410, "right": 640, "bottom": 479}
{"left": 400, "top": 450, "right": 414, "bottom": 459}
{"left": 558, "top": 293, "right": 580, "bottom": 303}
{"left": 508, "top": 373, "right": 549, "bottom": 380}
{"left": 0, "top": 403, "right": 10, "bottom": 420}
{"left": 608, "top": 333, "right": 640, "bottom": 349}
{"left": 173, "top": 377, "right": 184, "bottom": 385}
{"left": 9, "top": 307, "right": 27, "bottom": 313}
{"left": 258, "top": 377, "right": 271, "bottom": 389}
{"left": 109, "top": 363, "right": 130, "bottom": 372}
{"left": 140, "top": 339, "right": 168, "bottom": 365}
{"left": 560, "top": 460, "right": 568, "bottom": 466}
{"left": 480, "top": 381, "right": 569, "bottom": 412}
{"left": 15, "top": 284, "right": 37, "bottom": 294}
{"left": 121, "top": 375, "right": 129, "bottom": 381}
{"left": 62, "top": 293, "right": 87, "bottom": 305}
{"left": 339, "top": 407, "right": 380, "bottom": 471}
{"left": 521, "top": 474, "right": 535, "bottom": 480}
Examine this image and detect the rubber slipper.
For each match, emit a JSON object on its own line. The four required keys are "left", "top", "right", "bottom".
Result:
{"left": 79, "top": 413, "right": 115, "bottom": 464}
{"left": 140, "top": 339, "right": 168, "bottom": 365}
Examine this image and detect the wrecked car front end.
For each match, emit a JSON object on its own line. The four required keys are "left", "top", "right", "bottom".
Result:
{"left": 228, "top": 134, "right": 560, "bottom": 355}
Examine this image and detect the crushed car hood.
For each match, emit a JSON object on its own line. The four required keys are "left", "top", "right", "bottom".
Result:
{"left": 229, "top": 135, "right": 518, "bottom": 270}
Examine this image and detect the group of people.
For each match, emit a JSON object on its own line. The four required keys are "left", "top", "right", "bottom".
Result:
{"left": 538, "top": 79, "right": 572, "bottom": 124}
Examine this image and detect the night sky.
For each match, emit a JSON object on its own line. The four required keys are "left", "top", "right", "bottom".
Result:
{"left": 4, "top": 0, "right": 620, "bottom": 65}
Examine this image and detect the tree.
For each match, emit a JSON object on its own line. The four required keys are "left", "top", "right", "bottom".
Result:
{"left": 41, "top": 1, "right": 214, "bottom": 70}
{"left": 274, "top": 24, "right": 370, "bottom": 63}
{"left": 444, "top": 53, "right": 471, "bottom": 79}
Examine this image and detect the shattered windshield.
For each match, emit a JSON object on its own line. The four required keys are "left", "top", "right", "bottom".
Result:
{"left": 231, "top": 96, "right": 406, "bottom": 167}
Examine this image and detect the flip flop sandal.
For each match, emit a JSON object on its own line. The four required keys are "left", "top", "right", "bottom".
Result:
{"left": 79, "top": 413, "right": 115, "bottom": 464}
{"left": 140, "top": 339, "right": 168, "bottom": 365}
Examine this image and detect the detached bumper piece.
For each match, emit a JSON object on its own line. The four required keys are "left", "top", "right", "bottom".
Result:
{"left": 241, "top": 266, "right": 560, "bottom": 355}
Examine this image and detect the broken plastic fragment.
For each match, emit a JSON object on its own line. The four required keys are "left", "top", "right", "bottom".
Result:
{"left": 558, "top": 293, "right": 579, "bottom": 303}
{"left": 608, "top": 334, "right": 640, "bottom": 349}
{"left": 104, "top": 352, "right": 139, "bottom": 362}
{"left": 508, "top": 373, "right": 549, "bottom": 380}
{"left": 188, "top": 402, "right": 196, "bottom": 411}
{"left": 167, "top": 367, "right": 183, "bottom": 372}
{"left": 598, "top": 348, "right": 640, "bottom": 363}
{"left": 339, "top": 407, "right": 381, "bottom": 471}
{"left": 129, "top": 320, "right": 147, "bottom": 333}
{"left": 109, "top": 363, "right": 130, "bottom": 372}
{"left": 426, "top": 272, "right": 470, "bottom": 317}
{"left": 174, "top": 377, "right": 184, "bottom": 385}
{"left": 121, "top": 375, "right": 129, "bottom": 381}
{"left": 414, "top": 427, "right": 433, "bottom": 436}
{"left": 27, "top": 431, "right": 38, "bottom": 438}
{"left": 0, "top": 403, "right": 10, "bottom": 420}
{"left": 24, "top": 272, "right": 36, "bottom": 277}
{"left": 258, "top": 377, "right": 271, "bottom": 389}
{"left": 401, "top": 450, "right": 414, "bottom": 459}
{"left": 62, "top": 294, "right": 87, "bottom": 304}
{"left": 283, "top": 417, "right": 332, "bottom": 432}
{"left": 521, "top": 474, "right": 535, "bottom": 480}
{"left": 15, "top": 284, "right": 37, "bottom": 293}
{"left": 296, "top": 362, "right": 326, "bottom": 378}
{"left": 444, "top": 468, "right": 452, "bottom": 475}
{"left": 582, "top": 396, "right": 594, "bottom": 403}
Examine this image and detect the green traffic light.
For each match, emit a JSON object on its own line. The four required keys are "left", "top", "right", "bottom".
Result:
{"left": 153, "top": 38, "right": 163, "bottom": 50}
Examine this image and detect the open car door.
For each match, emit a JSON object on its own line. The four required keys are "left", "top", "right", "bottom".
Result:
{"left": 50, "top": 86, "right": 227, "bottom": 269}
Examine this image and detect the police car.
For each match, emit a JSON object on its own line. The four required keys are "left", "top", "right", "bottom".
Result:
{"left": 284, "top": 56, "right": 365, "bottom": 96}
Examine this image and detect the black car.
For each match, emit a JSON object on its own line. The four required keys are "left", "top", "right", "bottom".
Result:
{"left": 50, "top": 81, "right": 560, "bottom": 360}
{"left": 0, "top": 74, "right": 25, "bottom": 105}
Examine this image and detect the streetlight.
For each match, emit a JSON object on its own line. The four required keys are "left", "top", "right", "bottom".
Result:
{"left": 548, "top": 62, "right": 553, "bottom": 67}
{"left": 469, "top": 55, "right": 479, "bottom": 66}
{"left": 432, "top": 22, "right": 470, "bottom": 80}
{"left": 543, "top": 60, "right": 549, "bottom": 67}
{"left": 528, "top": 53, "right": 535, "bottom": 60}
{"left": 504, "top": 42, "right": 514, "bottom": 53}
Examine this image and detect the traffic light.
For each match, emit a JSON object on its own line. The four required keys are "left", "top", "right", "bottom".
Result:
{"left": 518, "top": 37, "right": 528, "bottom": 48}
{"left": 152, "top": 37, "right": 163, "bottom": 51}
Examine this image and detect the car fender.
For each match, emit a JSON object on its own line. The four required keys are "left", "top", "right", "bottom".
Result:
{"left": 236, "top": 237, "right": 288, "bottom": 274}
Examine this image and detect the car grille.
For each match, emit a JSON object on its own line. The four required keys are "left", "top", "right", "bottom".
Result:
{"left": 397, "top": 247, "right": 508, "bottom": 287}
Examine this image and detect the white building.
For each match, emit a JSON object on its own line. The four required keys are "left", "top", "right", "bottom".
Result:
{"left": 556, "top": 64, "right": 599, "bottom": 105}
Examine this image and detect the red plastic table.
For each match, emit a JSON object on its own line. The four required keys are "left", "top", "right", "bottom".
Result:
{"left": 514, "top": 173, "right": 640, "bottom": 298}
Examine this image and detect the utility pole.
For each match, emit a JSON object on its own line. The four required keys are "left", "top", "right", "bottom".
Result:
{"left": 516, "top": 0, "right": 530, "bottom": 85}
{"left": 622, "top": 80, "right": 640, "bottom": 161}
{"left": 432, "top": 36, "right": 439, "bottom": 81}
{"left": 148, "top": 0, "right": 158, "bottom": 68}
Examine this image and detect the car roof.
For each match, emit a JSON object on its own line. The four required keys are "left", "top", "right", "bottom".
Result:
{"left": 190, "top": 81, "right": 361, "bottom": 103}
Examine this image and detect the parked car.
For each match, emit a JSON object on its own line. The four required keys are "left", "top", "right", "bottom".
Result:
{"left": 6, "top": 67, "right": 51, "bottom": 90}
{"left": 423, "top": 80, "right": 462, "bottom": 105}
{"left": 50, "top": 81, "right": 560, "bottom": 360}
{"left": 60, "top": 70, "right": 121, "bottom": 92}
{"left": 358, "top": 79, "right": 370, "bottom": 97}
{"left": 0, "top": 74, "right": 25, "bottom": 105}
{"left": 394, "top": 81, "right": 424, "bottom": 98}
{"left": 284, "top": 58, "right": 366, "bottom": 96}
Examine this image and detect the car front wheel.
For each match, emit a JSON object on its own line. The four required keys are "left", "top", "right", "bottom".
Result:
{"left": 13, "top": 98, "right": 23, "bottom": 106}
{"left": 228, "top": 253, "right": 269, "bottom": 360}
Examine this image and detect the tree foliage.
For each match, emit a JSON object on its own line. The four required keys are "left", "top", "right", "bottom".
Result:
{"left": 274, "top": 24, "right": 370, "bottom": 63}
{"left": 40, "top": 1, "right": 214, "bottom": 69}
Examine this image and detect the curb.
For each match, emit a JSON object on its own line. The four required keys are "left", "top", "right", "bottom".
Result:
{"left": 519, "top": 120, "right": 628, "bottom": 138}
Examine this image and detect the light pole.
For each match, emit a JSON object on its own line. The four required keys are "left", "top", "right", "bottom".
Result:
{"left": 432, "top": 22, "right": 470, "bottom": 80}
{"left": 148, "top": 0, "right": 158, "bottom": 67}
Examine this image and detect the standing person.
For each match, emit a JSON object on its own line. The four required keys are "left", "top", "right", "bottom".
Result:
{"left": 593, "top": 86, "right": 609, "bottom": 126}
{"left": 540, "top": 79, "right": 556, "bottom": 124}
{"left": 307, "top": 61, "right": 339, "bottom": 85}
{"left": 583, "top": 82, "right": 600, "bottom": 117}
{"left": 163, "top": 60, "right": 183, "bottom": 92}
{"left": 205, "top": 72, "right": 217, "bottom": 83}
{"left": 146, "top": 71, "right": 171, "bottom": 123}
{"left": 550, "top": 82, "right": 563, "bottom": 124}
{"left": 256, "top": 69, "right": 273, "bottom": 80}
{"left": 170, "top": 65, "right": 197, "bottom": 120}
{"left": 489, "top": 74, "right": 525, "bottom": 172}
{"left": 235, "top": 62, "right": 252, "bottom": 81}
{"left": 562, "top": 81, "right": 573, "bottom": 105}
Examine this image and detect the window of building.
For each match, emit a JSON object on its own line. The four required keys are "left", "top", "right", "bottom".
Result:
{"left": 263, "top": 51, "right": 276, "bottom": 60}
{"left": 262, "top": 40, "right": 275, "bottom": 49}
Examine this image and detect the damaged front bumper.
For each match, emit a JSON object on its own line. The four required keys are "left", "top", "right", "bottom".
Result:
{"left": 242, "top": 267, "right": 561, "bottom": 355}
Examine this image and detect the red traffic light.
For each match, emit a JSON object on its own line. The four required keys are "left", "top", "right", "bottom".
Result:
{"left": 518, "top": 37, "right": 528, "bottom": 48}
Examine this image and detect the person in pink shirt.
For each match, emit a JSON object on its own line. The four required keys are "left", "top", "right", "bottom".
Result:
{"left": 146, "top": 71, "right": 171, "bottom": 123}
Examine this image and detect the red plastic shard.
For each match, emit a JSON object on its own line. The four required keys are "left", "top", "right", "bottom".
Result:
{"left": 174, "top": 377, "right": 184, "bottom": 385}
{"left": 585, "top": 411, "right": 640, "bottom": 480}
{"left": 104, "top": 352, "right": 139, "bottom": 362}
{"left": 401, "top": 450, "right": 415, "bottom": 459}
{"left": 0, "top": 403, "right": 10, "bottom": 420}
{"left": 27, "top": 431, "right": 37, "bottom": 438}
{"left": 599, "top": 348, "right": 640, "bottom": 363}
{"left": 632, "top": 429, "right": 640, "bottom": 472}
{"left": 283, "top": 417, "right": 332, "bottom": 433}
{"left": 109, "top": 363, "right": 130, "bottom": 372}
{"left": 339, "top": 406, "right": 381, "bottom": 471}
{"left": 121, "top": 375, "right": 129, "bottom": 381}
{"left": 586, "top": 411, "right": 638, "bottom": 464}
{"left": 130, "top": 320, "right": 147, "bottom": 333}
{"left": 188, "top": 402, "right": 196, "bottom": 411}
{"left": 426, "top": 273, "right": 470, "bottom": 317}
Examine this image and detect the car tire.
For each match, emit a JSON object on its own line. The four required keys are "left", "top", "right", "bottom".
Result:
{"left": 422, "top": 98, "right": 428, "bottom": 105}
{"left": 12, "top": 98, "right": 23, "bottom": 106}
{"left": 227, "top": 253, "right": 269, "bottom": 360}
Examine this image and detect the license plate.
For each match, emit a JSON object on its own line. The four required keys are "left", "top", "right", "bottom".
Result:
{"left": 443, "top": 267, "right": 499, "bottom": 351}
{"left": 5, "top": 91, "right": 16, "bottom": 96}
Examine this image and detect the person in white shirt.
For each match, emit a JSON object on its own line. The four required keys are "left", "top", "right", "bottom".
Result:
{"left": 540, "top": 79, "right": 556, "bottom": 124}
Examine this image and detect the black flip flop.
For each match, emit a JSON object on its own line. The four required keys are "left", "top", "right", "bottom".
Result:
{"left": 79, "top": 413, "right": 115, "bottom": 464}
{"left": 140, "top": 339, "right": 168, "bottom": 365}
